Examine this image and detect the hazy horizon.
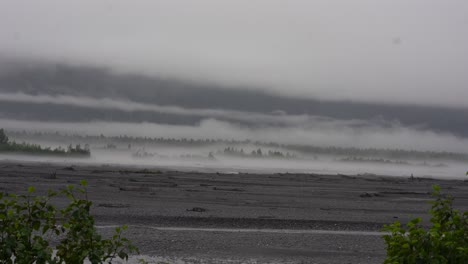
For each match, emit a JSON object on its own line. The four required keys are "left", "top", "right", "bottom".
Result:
{"left": 1, "top": 1, "right": 468, "bottom": 174}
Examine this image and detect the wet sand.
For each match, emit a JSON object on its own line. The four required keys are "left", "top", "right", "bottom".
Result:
{"left": 1, "top": 161, "right": 467, "bottom": 263}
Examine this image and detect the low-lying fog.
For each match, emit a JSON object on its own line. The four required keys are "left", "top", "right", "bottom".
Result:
{"left": 3, "top": 117, "right": 468, "bottom": 152}
{"left": 1, "top": 122, "right": 467, "bottom": 179}
{"left": 1, "top": 148, "right": 466, "bottom": 179}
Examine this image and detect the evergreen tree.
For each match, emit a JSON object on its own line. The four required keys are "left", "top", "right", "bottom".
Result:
{"left": 0, "top": 129, "right": 9, "bottom": 145}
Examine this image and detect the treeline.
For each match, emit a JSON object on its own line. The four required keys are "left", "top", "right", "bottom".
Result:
{"left": 219, "top": 147, "right": 297, "bottom": 159}
{"left": 287, "top": 145, "right": 468, "bottom": 162}
{"left": 8, "top": 131, "right": 228, "bottom": 147}
{"left": 0, "top": 129, "right": 90, "bottom": 157}
{"left": 6, "top": 130, "right": 468, "bottom": 162}
{"left": 339, "top": 156, "right": 410, "bottom": 165}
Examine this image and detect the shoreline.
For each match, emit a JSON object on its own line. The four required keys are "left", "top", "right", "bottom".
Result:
{"left": 0, "top": 158, "right": 466, "bottom": 181}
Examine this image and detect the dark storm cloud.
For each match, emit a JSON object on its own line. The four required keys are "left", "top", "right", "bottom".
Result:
{"left": 1, "top": 0, "right": 468, "bottom": 107}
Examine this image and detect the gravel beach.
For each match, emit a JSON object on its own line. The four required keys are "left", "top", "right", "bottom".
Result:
{"left": 1, "top": 161, "right": 467, "bottom": 263}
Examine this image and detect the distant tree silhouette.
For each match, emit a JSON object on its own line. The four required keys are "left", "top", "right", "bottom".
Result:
{"left": 0, "top": 129, "right": 8, "bottom": 145}
{"left": 256, "top": 148, "right": 262, "bottom": 156}
{"left": 0, "top": 129, "right": 89, "bottom": 157}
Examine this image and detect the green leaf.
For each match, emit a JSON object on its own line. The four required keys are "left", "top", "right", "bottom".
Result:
{"left": 28, "top": 186, "right": 36, "bottom": 193}
{"left": 118, "top": 251, "right": 128, "bottom": 260}
{"left": 42, "top": 225, "right": 50, "bottom": 235}
{"left": 32, "top": 220, "right": 41, "bottom": 230}
{"left": 80, "top": 179, "right": 88, "bottom": 186}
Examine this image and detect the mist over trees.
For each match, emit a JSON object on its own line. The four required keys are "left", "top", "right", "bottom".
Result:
{"left": 220, "top": 147, "right": 297, "bottom": 159}
{"left": 5, "top": 130, "right": 468, "bottom": 163}
{"left": 0, "top": 129, "right": 90, "bottom": 157}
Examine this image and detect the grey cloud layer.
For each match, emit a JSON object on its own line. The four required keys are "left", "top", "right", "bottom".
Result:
{"left": 3, "top": 92, "right": 467, "bottom": 153}
{"left": 0, "top": 92, "right": 312, "bottom": 125}
{"left": 1, "top": 0, "right": 468, "bottom": 107}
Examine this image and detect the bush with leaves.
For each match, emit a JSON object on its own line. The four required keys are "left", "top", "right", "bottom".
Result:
{"left": 0, "top": 180, "right": 138, "bottom": 263}
{"left": 383, "top": 185, "right": 468, "bottom": 264}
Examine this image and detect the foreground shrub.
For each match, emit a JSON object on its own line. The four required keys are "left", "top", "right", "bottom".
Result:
{"left": 383, "top": 185, "right": 468, "bottom": 263}
{"left": 0, "top": 181, "right": 138, "bottom": 263}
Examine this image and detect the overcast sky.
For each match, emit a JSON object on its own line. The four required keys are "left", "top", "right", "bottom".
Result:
{"left": 1, "top": 0, "right": 468, "bottom": 107}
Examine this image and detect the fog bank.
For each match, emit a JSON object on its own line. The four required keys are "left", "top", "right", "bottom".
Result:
{"left": 2, "top": 118, "right": 468, "bottom": 153}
